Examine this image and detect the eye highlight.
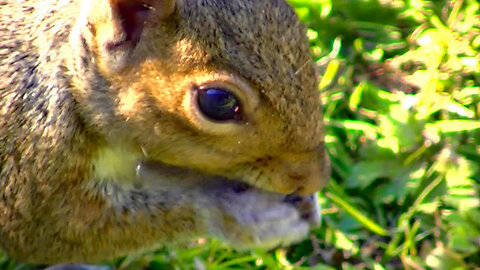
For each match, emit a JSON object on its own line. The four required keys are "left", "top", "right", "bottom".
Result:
{"left": 196, "top": 87, "right": 242, "bottom": 121}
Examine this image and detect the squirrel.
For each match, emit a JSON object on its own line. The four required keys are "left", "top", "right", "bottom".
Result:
{"left": 0, "top": 0, "right": 330, "bottom": 266}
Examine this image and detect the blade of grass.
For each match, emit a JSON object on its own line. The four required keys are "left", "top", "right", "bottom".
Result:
{"left": 325, "top": 186, "right": 389, "bottom": 236}
{"left": 212, "top": 255, "right": 257, "bottom": 269}
{"left": 426, "top": 120, "right": 480, "bottom": 133}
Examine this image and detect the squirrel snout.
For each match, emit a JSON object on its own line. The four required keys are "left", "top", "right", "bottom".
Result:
{"left": 268, "top": 148, "right": 330, "bottom": 195}
{"left": 288, "top": 173, "right": 323, "bottom": 196}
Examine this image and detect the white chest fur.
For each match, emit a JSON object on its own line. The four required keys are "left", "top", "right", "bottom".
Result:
{"left": 92, "top": 145, "right": 143, "bottom": 184}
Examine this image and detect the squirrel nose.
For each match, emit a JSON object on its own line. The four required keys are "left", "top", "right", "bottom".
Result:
{"left": 270, "top": 147, "right": 330, "bottom": 195}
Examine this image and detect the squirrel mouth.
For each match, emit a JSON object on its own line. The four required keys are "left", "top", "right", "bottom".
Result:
{"left": 136, "top": 161, "right": 321, "bottom": 227}
{"left": 282, "top": 193, "right": 321, "bottom": 227}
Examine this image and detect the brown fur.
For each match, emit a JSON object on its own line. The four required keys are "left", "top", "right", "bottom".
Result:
{"left": 0, "top": 0, "right": 330, "bottom": 264}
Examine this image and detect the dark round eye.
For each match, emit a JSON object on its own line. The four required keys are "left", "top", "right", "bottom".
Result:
{"left": 197, "top": 88, "right": 241, "bottom": 121}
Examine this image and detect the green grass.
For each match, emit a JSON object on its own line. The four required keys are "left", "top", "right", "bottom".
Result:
{"left": 2, "top": 0, "right": 479, "bottom": 269}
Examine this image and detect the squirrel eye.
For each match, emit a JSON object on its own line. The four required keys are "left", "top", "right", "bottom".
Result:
{"left": 197, "top": 88, "right": 241, "bottom": 121}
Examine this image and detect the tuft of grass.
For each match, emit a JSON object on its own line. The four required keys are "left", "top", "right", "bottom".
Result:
{"left": 1, "top": 0, "right": 479, "bottom": 269}
{"left": 292, "top": 0, "right": 480, "bottom": 268}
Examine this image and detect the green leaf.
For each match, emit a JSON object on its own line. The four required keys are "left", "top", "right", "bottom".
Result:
{"left": 346, "top": 160, "right": 401, "bottom": 189}
{"left": 426, "top": 120, "right": 480, "bottom": 133}
{"left": 425, "top": 244, "right": 467, "bottom": 270}
{"left": 373, "top": 164, "right": 425, "bottom": 205}
{"left": 444, "top": 212, "right": 480, "bottom": 253}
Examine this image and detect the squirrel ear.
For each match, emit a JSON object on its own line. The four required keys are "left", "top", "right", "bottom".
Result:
{"left": 84, "top": 0, "right": 176, "bottom": 71}
{"left": 108, "top": 0, "right": 176, "bottom": 48}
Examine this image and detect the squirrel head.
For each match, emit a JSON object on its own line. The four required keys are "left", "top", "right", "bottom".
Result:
{"left": 69, "top": 0, "right": 330, "bottom": 195}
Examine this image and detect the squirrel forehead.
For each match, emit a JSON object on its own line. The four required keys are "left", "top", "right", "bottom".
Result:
{"left": 179, "top": 0, "right": 314, "bottom": 89}
{"left": 177, "top": 0, "right": 322, "bottom": 138}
